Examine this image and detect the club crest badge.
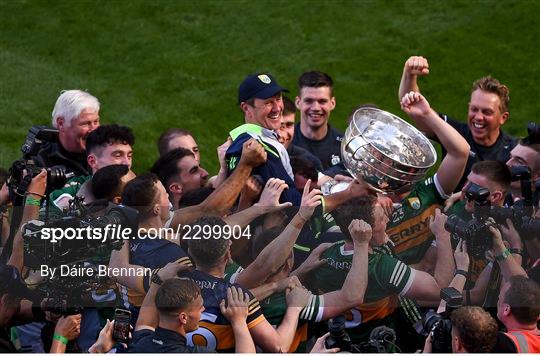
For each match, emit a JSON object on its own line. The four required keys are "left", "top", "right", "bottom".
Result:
{"left": 258, "top": 74, "right": 271, "bottom": 84}
{"left": 408, "top": 197, "right": 421, "bottom": 210}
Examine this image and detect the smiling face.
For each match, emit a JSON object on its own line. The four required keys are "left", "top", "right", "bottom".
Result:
{"left": 296, "top": 86, "right": 336, "bottom": 131}
{"left": 88, "top": 142, "right": 133, "bottom": 172}
{"left": 177, "top": 155, "right": 209, "bottom": 192}
{"left": 467, "top": 89, "right": 508, "bottom": 146}
{"left": 242, "top": 94, "right": 284, "bottom": 131}
{"left": 276, "top": 113, "right": 295, "bottom": 148}
{"left": 58, "top": 108, "right": 100, "bottom": 153}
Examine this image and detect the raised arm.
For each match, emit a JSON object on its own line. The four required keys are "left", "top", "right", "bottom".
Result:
{"left": 220, "top": 286, "right": 256, "bottom": 353}
{"left": 398, "top": 56, "right": 434, "bottom": 135}
{"left": 8, "top": 169, "right": 47, "bottom": 271}
{"left": 249, "top": 285, "right": 310, "bottom": 352}
{"left": 319, "top": 219, "right": 370, "bottom": 319}
{"left": 437, "top": 239, "right": 470, "bottom": 313}
{"left": 401, "top": 91, "right": 470, "bottom": 196}
{"left": 235, "top": 181, "right": 321, "bottom": 288}
{"left": 430, "top": 209, "right": 455, "bottom": 288}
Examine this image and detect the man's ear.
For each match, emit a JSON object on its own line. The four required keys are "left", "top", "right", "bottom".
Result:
{"left": 87, "top": 153, "right": 97, "bottom": 169}
{"left": 490, "top": 191, "right": 504, "bottom": 205}
{"left": 504, "top": 304, "right": 512, "bottom": 317}
{"left": 240, "top": 102, "right": 250, "bottom": 116}
{"left": 152, "top": 204, "right": 160, "bottom": 217}
{"left": 500, "top": 111, "right": 509, "bottom": 125}
{"left": 295, "top": 96, "right": 301, "bottom": 110}
{"left": 178, "top": 311, "right": 188, "bottom": 326}
{"left": 329, "top": 96, "right": 336, "bottom": 111}
{"left": 112, "top": 196, "right": 122, "bottom": 204}
{"left": 169, "top": 182, "right": 183, "bottom": 195}
{"left": 56, "top": 117, "right": 65, "bottom": 130}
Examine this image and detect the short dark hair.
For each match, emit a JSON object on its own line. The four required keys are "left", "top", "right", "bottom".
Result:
{"left": 91, "top": 164, "right": 130, "bottom": 201}
{"left": 471, "top": 76, "right": 509, "bottom": 113}
{"left": 470, "top": 160, "right": 511, "bottom": 192}
{"left": 86, "top": 124, "right": 134, "bottom": 155}
{"left": 282, "top": 96, "right": 296, "bottom": 116}
{"left": 450, "top": 306, "right": 498, "bottom": 353}
{"left": 290, "top": 156, "right": 318, "bottom": 182}
{"left": 331, "top": 195, "right": 376, "bottom": 241}
{"left": 121, "top": 172, "right": 159, "bottom": 219}
{"left": 298, "top": 71, "right": 333, "bottom": 94}
{"left": 178, "top": 187, "right": 215, "bottom": 208}
{"left": 155, "top": 278, "right": 201, "bottom": 316}
{"left": 187, "top": 216, "right": 230, "bottom": 269}
{"left": 504, "top": 275, "right": 540, "bottom": 324}
{"left": 157, "top": 128, "right": 193, "bottom": 156}
{"left": 151, "top": 147, "right": 194, "bottom": 194}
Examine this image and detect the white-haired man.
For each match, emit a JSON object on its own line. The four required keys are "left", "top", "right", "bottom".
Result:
{"left": 33, "top": 90, "right": 100, "bottom": 176}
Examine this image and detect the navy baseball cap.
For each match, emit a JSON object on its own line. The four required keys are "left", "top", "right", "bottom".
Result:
{"left": 238, "top": 73, "right": 289, "bottom": 104}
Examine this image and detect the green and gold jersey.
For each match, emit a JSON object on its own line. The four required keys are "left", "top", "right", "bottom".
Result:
{"left": 387, "top": 175, "right": 447, "bottom": 265}
{"left": 309, "top": 241, "right": 414, "bottom": 342}
{"left": 260, "top": 292, "right": 323, "bottom": 352}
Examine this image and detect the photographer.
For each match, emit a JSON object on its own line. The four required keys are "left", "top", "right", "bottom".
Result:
{"left": 6, "top": 169, "right": 47, "bottom": 272}
{"left": 494, "top": 275, "right": 540, "bottom": 352}
{"left": 505, "top": 126, "right": 540, "bottom": 261}
{"left": 423, "top": 306, "right": 498, "bottom": 353}
{"left": 0, "top": 263, "right": 81, "bottom": 353}
{"left": 33, "top": 90, "right": 101, "bottom": 177}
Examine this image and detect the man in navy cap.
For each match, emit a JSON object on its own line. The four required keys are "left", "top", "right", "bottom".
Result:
{"left": 226, "top": 73, "right": 369, "bottom": 207}
{"left": 225, "top": 72, "right": 303, "bottom": 204}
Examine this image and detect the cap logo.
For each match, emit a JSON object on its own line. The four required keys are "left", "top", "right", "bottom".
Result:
{"left": 258, "top": 74, "right": 271, "bottom": 84}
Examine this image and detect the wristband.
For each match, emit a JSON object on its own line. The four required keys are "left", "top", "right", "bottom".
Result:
{"left": 509, "top": 248, "right": 523, "bottom": 256}
{"left": 151, "top": 269, "right": 163, "bottom": 285}
{"left": 25, "top": 197, "right": 41, "bottom": 206}
{"left": 53, "top": 333, "right": 68, "bottom": 345}
{"left": 495, "top": 248, "right": 511, "bottom": 261}
{"left": 27, "top": 191, "right": 44, "bottom": 198}
{"left": 454, "top": 269, "right": 468, "bottom": 278}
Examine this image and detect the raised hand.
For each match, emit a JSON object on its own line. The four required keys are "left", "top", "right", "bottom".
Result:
{"left": 298, "top": 179, "right": 322, "bottom": 221}
{"left": 220, "top": 286, "right": 249, "bottom": 324}
{"left": 404, "top": 56, "right": 430, "bottom": 76}
{"left": 256, "top": 177, "right": 293, "bottom": 212}
{"left": 348, "top": 219, "right": 372, "bottom": 245}
{"left": 400, "top": 91, "right": 433, "bottom": 119}
{"left": 239, "top": 138, "right": 267, "bottom": 167}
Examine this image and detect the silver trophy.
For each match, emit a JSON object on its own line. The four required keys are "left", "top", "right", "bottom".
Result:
{"left": 341, "top": 107, "right": 437, "bottom": 194}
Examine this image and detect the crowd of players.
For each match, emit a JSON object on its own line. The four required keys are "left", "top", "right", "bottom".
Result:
{"left": 0, "top": 55, "right": 539, "bottom": 353}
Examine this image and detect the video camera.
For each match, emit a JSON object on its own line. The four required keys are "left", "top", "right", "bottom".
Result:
{"left": 23, "top": 197, "right": 138, "bottom": 269}
{"left": 445, "top": 165, "right": 540, "bottom": 256}
{"left": 8, "top": 126, "right": 73, "bottom": 200}
{"left": 22, "top": 197, "right": 138, "bottom": 315}
{"left": 324, "top": 315, "right": 398, "bottom": 352}
{"left": 416, "top": 287, "right": 462, "bottom": 353}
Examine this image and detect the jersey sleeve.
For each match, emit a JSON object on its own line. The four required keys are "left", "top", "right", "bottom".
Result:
{"left": 375, "top": 254, "right": 414, "bottom": 296}
{"left": 240, "top": 287, "right": 266, "bottom": 329}
{"left": 299, "top": 294, "right": 324, "bottom": 322}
